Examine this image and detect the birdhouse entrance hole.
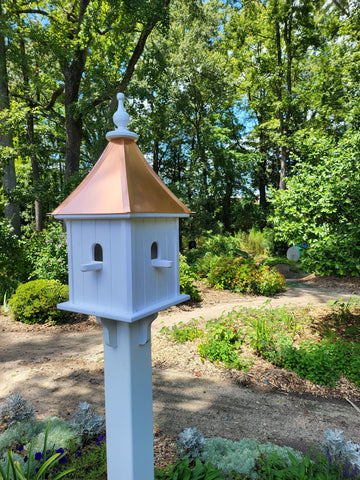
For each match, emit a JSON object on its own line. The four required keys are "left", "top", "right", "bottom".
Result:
{"left": 94, "top": 243, "right": 103, "bottom": 261}
{"left": 151, "top": 242, "right": 158, "bottom": 259}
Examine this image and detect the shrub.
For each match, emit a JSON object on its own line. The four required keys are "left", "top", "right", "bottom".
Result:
{"left": 322, "top": 429, "right": 360, "bottom": 475}
{"left": 155, "top": 458, "right": 226, "bottom": 480}
{"left": 238, "top": 227, "right": 272, "bottom": 255}
{"left": 207, "top": 256, "right": 285, "bottom": 296}
{"left": 0, "top": 394, "right": 34, "bottom": 431}
{"left": 0, "top": 416, "right": 79, "bottom": 460}
{"left": 260, "top": 451, "right": 347, "bottom": 479}
{"left": 0, "top": 419, "right": 77, "bottom": 479}
{"left": 201, "top": 436, "right": 303, "bottom": 479}
{"left": 70, "top": 402, "right": 105, "bottom": 445}
{"left": 268, "top": 131, "right": 360, "bottom": 277}
{"left": 161, "top": 320, "right": 204, "bottom": 344}
{"left": 198, "top": 320, "right": 250, "bottom": 370}
{"left": 203, "top": 234, "right": 248, "bottom": 258}
{"left": 25, "top": 222, "right": 68, "bottom": 284}
{"left": 179, "top": 254, "right": 201, "bottom": 301}
{"left": 176, "top": 428, "right": 205, "bottom": 460}
{"left": 276, "top": 339, "right": 360, "bottom": 387}
{"left": 10, "top": 279, "right": 72, "bottom": 324}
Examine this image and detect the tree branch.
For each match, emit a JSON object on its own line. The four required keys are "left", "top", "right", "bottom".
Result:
{"left": 92, "top": 0, "right": 170, "bottom": 108}
{"left": 10, "top": 84, "right": 64, "bottom": 110}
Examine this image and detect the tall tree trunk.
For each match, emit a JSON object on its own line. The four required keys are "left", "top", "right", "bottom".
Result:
{"left": 62, "top": 48, "right": 88, "bottom": 182}
{"left": 27, "top": 113, "right": 43, "bottom": 231}
{"left": 0, "top": 4, "right": 20, "bottom": 235}
{"left": 275, "top": 18, "right": 287, "bottom": 190}
{"left": 257, "top": 120, "right": 268, "bottom": 209}
{"left": 152, "top": 140, "right": 160, "bottom": 174}
{"left": 19, "top": 37, "right": 43, "bottom": 231}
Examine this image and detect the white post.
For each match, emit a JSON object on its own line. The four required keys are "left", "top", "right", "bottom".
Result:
{"left": 97, "top": 314, "right": 157, "bottom": 480}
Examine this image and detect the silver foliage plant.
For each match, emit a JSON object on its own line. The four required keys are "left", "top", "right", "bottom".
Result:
{"left": 176, "top": 427, "right": 205, "bottom": 460}
{"left": 177, "top": 428, "right": 303, "bottom": 479}
{"left": 0, "top": 394, "right": 34, "bottom": 429}
{"left": 322, "top": 429, "right": 360, "bottom": 472}
{"left": 70, "top": 401, "right": 105, "bottom": 443}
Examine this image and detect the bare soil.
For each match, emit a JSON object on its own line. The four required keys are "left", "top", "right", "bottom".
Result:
{"left": 1, "top": 271, "right": 360, "bottom": 467}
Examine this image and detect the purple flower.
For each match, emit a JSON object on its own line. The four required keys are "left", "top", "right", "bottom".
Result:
{"left": 75, "top": 450, "right": 82, "bottom": 458}
{"left": 58, "top": 259, "right": 62, "bottom": 262}
{"left": 58, "top": 455, "right": 68, "bottom": 464}
{"left": 45, "top": 239, "right": 49, "bottom": 243}
{"left": 24, "top": 456, "right": 28, "bottom": 463}
{"left": 56, "top": 448, "right": 65, "bottom": 455}
{"left": 17, "top": 444, "right": 24, "bottom": 452}
{"left": 34, "top": 452, "right": 43, "bottom": 461}
{"left": 96, "top": 434, "right": 106, "bottom": 446}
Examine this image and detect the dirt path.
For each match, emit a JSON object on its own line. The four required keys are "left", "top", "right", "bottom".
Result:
{"left": 1, "top": 277, "right": 360, "bottom": 457}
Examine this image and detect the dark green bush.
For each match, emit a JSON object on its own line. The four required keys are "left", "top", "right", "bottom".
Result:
{"left": 203, "top": 234, "right": 248, "bottom": 258}
{"left": 10, "top": 279, "right": 72, "bottom": 324}
{"left": 179, "top": 254, "right": 201, "bottom": 301}
{"left": 259, "top": 451, "right": 349, "bottom": 479}
{"left": 278, "top": 339, "right": 360, "bottom": 387}
{"left": 155, "top": 458, "right": 226, "bottom": 480}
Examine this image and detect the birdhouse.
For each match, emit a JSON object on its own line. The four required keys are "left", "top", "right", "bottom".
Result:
{"left": 52, "top": 93, "right": 191, "bottom": 322}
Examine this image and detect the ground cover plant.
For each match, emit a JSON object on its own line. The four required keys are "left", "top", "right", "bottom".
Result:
{"left": 173, "top": 427, "right": 360, "bottom": 480}
{"left": 161, "top": 299, "right": 360, "bottom": 388}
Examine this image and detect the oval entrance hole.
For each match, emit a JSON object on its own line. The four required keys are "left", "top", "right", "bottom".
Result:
{"left": 94, "top": 243, "right": 103, "bottom": 262}
{"left": 151, "top": 242, "right": 158, "bottom": 260}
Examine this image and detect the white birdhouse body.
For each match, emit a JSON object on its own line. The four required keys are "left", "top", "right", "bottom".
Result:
{"left": 59, "top": 216, "right": 184, "bottom": 322}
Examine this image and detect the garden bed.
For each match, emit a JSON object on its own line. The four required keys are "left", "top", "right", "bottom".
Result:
{"left": 1, "top": 273, "right": 360, "bottom": 470}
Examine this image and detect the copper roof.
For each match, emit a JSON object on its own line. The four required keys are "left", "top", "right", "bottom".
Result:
{"left": 52, "top": 138, "right": 191, "bottom": 216}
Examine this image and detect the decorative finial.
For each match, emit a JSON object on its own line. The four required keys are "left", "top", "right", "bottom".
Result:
{"left": 106, "top": 93, "right": 138, "bottom": 141}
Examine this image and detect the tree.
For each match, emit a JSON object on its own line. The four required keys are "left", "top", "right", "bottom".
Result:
{"left": 1, "top": 0, "right": 171, "bottom": 231}
{"left": 0, "top": 0, "right": 20, "bottom": 234}
{"left": 129, "top": 0, "right": 249, "bottom": 235}
{"left": 268, "top": 130, "right": 360, "bottom": 276}
{"left": 226, "top": 0, "right": 322, "bottom": 197}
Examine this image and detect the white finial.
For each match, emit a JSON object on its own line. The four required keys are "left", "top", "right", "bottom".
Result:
{"left": 106, "top": 93, "right": 138, "bottom": 141}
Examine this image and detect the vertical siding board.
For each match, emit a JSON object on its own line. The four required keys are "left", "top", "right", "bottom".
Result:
{"left": 95, "top": 221, "right": 111, "bottom": 309}
{"left": 66, "top": 221, "right": 74, "bottom": 303}
{"left": 110, "top": 221, "right": 125, "bottom": 313}
{"left": 81, "top": 221, "right": 97, "bottom": 306}
{"left": 71, "top": 222, "right": 83, "bottom": 305}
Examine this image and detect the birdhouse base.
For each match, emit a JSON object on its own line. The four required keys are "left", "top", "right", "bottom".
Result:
{"left": 57, "top": 293, "right": 189, "bottom": 322}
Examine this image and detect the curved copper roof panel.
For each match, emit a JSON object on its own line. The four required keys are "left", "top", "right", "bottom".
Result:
{"left": 52, "top": 138, "right": 191, "bottom": 216}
